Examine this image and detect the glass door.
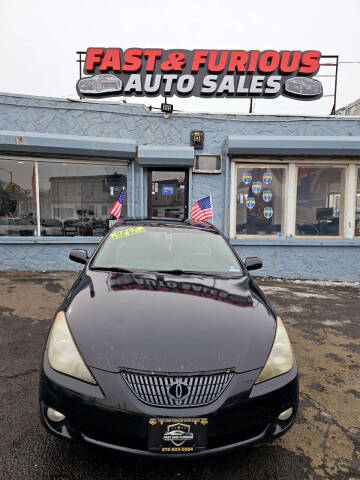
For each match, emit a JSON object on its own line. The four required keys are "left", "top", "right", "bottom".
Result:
{"left": 148, "top": 169, "right": 188, "bottom": 220}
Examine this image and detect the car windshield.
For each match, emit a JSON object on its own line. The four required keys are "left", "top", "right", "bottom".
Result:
{"left": 91, "top": 225, "right": 243, "bottom": 275}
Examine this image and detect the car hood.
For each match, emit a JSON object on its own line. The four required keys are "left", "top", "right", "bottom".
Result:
{"left": 63, "top": 271, "right": 276, "bottom": 373}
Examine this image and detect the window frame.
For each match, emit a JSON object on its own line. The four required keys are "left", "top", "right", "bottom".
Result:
{"left": 232, "top": 162, "right": 288, "bottom": 239}
{"left": 355, "top": 166, "right": 360, "bottom": 238}
{"left": 231, "top": 158, "right": 360, "bottom": 240}
{"left": 294, "top": 163, "right": 348, "bottom": 240}
{"left": 0, "top": 154, "right": 129, "bottom": 237}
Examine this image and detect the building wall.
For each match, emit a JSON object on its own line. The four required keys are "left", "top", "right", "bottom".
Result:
{"left": 1, "top": 93, "right": 360, "bottom": 280}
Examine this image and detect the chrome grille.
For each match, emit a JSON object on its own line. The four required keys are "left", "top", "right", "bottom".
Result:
{"left": 121, "top": 371, "right": 234, "bottom": 407}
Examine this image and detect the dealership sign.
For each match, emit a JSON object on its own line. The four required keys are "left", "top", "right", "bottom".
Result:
{"left": 76, "top": 48, "right": 323, "bottom": 100}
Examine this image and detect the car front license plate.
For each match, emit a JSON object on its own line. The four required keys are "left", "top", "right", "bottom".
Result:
{"left": 148, "top": 418, "right": 208, "bottom": 453}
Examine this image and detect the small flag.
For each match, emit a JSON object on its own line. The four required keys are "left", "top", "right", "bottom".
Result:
{"left": 190, "top": 195, "right": 213, "bottom": 222}
{"left": 110, "top": 187, "right": 125, "bottom": 219}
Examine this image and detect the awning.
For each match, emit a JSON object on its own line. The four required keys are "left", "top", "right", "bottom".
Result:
{"left": 0, "top": 130, "right": 136, "bottom": 159}
{"left": 138, "top": 145, "right": 194, "bottom": 167}
{"left": 226, "top": 135, "right": 360, "bottom": 156}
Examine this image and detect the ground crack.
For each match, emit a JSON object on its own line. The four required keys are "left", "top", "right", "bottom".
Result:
{"left": 0, "top": 368, "right": 39, "bottom": 379}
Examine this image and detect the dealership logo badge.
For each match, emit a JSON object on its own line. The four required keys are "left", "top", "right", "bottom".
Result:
{"left": 263, "top": 190, "right": 272, "bottom": 202}
{"left": 264, "top": 207, "right": 273, "bottom": 219}
{"left": 252, "top": 181, "right": 261, "bottom": 194}
{"left": 263, "top": 173, "right": 272, "bottom": 184}
{"left": 242, "top": 172, "right": 252, "bottom": 184}
{"left": 246, "top": 197, "right": 255, "bottom": 209}
{"left": 163, "top": 423, "right": 194, "bottom": 447}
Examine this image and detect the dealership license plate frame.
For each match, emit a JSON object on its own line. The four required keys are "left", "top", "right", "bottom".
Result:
{"left": 148, "top": 418, "right": 208, "bottom": 453}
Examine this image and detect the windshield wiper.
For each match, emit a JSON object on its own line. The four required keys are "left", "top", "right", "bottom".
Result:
{"left": 152, "top": 269, "right": 237, "bottom": 278}
{"left": 91, "top": 266, "right": 134, "bottom": 273}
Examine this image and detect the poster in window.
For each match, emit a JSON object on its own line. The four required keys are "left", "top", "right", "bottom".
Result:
{"left": 162, "top": 185, "right": 174, "bottom": 196}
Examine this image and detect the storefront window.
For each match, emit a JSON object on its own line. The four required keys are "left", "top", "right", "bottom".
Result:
{"left": 356, "top": 168, "right": 360, "bottom": 237}
{"left": 0, "top": 159, "right": 37, "bottom": 236}
{"left": 38, "top": 162, "right": 128, "bottom": 236}
{"left": 235, "top": 166, "right": 286, "bottom": 236}
{"left": 296, "top": 167, "right": 345, "bottom": 236}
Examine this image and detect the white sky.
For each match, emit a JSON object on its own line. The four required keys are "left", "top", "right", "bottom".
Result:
{"left": 1, "top": 0, "right": 359, "bottom": 116}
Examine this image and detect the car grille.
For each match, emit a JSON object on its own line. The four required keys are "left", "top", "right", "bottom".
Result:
{"left": 121, "top": 371, "right": 234, "bottom": 407}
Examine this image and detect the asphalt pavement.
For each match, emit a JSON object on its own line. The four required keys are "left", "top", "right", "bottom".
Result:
{"left": 0, "top": 271, "right": 359, "bottom": 480}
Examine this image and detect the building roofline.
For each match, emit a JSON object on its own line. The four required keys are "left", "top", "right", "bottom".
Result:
{"left": 0, "top": 91, "right": 359, "bottom": 122}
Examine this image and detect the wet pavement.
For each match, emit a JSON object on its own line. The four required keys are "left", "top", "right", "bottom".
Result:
{"left": 0, "top": 271, "right": 359, "bottom": 480}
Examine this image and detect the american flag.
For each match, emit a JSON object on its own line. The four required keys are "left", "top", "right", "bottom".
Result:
{"left": 190, "top": 195, "right": 213, "bottom": 222}
{"left": 110, "top": 187, "right": 125, "bottom": 219}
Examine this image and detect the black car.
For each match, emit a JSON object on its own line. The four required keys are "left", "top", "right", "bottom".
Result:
{"left": 39, "top": 219, "right": 298, "bottom": 457}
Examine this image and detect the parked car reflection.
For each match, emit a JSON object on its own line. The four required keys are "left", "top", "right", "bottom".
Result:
{"left": 92, "top": 220, "right": 108, "bottom": 236}
{"left": 39, "top": 219, "right": 63, "bottom": 236}
{"left": 0, "top": 217, "right": 36, "bottom": 236}
{"left": 63, "top": 219, "right": 93, "bottom": 236}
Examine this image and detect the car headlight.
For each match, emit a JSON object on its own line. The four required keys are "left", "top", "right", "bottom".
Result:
{"left": 48, "top": 311, "right": 96, "bottom": 384}
{"left": 255, "top": 316, "right": 294, "bottom": 384}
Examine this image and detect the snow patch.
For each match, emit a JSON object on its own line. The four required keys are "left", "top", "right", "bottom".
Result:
{"left": 260, "top": 286, "right": 290, "bottom": 294}
{"left": 322, "top": 320, "right": 352, "bottom": 327}
{"left": 291, "top": 292, "right": 338, "bottom": 299}
{"left": 266, "top": 277, "right": 360, "bottom": 288}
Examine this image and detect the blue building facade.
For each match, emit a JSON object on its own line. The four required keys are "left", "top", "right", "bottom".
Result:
{"left": 0, "top": 92, "right": 360, "bottom": 280}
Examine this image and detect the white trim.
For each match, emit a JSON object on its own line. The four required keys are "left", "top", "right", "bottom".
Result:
{"left": 35, "top": 161, "right": 41, "bottom": 237}
{"left": 344, "top": 164, "right": 357, "bottom": 238}
{"left": 285, "top": 164, "right": 297, "bottom": 237}
{"left": 0, "top": 154, "right": 129, "bottom": 166}
{"left": 232, "top": 157, "right": 358, "bottom": 166}
{"left": 140, "top": 167, "right": 144, "bottom": 217}
{"left": 131, "top": 160, "right": 135, "bottom": 217}
{"left": 229, "top": 160, "right": 237, "bottom": 238}
{"left": 188, "top": 168, "right": 193, "bottom": 216}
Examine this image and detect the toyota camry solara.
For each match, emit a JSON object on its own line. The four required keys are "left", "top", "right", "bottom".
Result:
{"left": 39, "top": 219, "right": 298, "bottom": 457}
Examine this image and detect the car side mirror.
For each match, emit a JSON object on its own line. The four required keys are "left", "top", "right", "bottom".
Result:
{"left": 69, "top": 249, "right": 88, "bottom": 265}
{"left": 245, "top": 256, "right": 262, "bottom": 271}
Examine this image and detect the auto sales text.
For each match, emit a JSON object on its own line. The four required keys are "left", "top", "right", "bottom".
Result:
{"left": 78, "top": 48, "right": 321, "bottom": 99}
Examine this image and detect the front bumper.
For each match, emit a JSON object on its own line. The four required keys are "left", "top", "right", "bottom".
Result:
{"left": 39, "top": 354, "right": 299, "bottom": 458}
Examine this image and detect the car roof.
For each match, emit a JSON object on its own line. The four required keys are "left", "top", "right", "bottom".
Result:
{"left": 111, "top": 217, "right": 219, "bottom": 233}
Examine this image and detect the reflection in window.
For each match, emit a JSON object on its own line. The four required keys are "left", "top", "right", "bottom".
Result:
{"left": 150, "top": 171, "right": 186, "bottom": 219}
{"left": 0, "top": 160, "right": 36, "bottom": 236}
{"left": 236, "top": 167, "right": 285, "bottom": 236}
{"left": 38, "top": 162, "right": 128, "bottom": 236}
{"left": 296, "top": 167, "right": 345, "bottom": 237}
